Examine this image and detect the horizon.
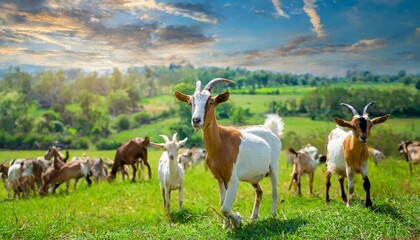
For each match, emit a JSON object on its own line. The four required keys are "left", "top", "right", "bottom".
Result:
{"left": 1, "top": 0, "right": 419, "bottom": 77}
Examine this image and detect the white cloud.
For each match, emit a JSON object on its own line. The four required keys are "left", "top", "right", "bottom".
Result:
{"left": 343, "top": 39, "right": 385, "bottom": 52}
{"left": 303, "top": 0, "right": 325, "bottom": 38}
{"left": 272, "top": 0, "right": 289, "bottom": 18}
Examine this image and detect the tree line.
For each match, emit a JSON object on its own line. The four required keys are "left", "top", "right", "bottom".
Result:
{"left": 0, "top": 65, "right": 418, "bottom": 150}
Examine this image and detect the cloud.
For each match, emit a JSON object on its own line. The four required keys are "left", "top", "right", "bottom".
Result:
{"left": 303, "top": 0, "right": 325, "bottom": 38}
{"left": 343, "top": 39, "right": 385, "bottom": 52}
{"left": 104, "top": 0, "right": 218, "bottom": 24}
{"left": 272, "top": 0, "right": 289, "bottom": 18}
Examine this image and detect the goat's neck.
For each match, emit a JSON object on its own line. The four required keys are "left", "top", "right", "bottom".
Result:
{"left": 345, "top": 134, "right": 368, "bottom": 169}
{"left": 202, "top": 115, "right": 222, "bottom": 158}
{"left": 53, "top": 151, "right": 64, "bottom": 170}
{"left": 168, "top": 155, "right": 179, "bottom": 176}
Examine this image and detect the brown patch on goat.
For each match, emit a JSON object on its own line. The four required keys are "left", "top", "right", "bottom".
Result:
{"left": 201, "top": 94, "right": 241, "bottom": 187}
{"left": 108, "top": 137, "right": 151, "bottom": 182}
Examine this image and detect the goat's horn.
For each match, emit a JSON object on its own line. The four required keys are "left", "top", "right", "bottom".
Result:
{"left": 159, "top": 135, "right": 170, "bottom": 143}
{"left": 203, "top": 78, "right": 236, "bottom": 92}
{"left": 340, "top": 103, "right": 360, "bottom": 117}
{"left": 362, "top": 101, "right": 376, "bottom": 116}
{"left": 172, "top": 133, "right": 178, "bottom": 142}
{"left": 195, "top": 81, "right": 202, "bottom": 93}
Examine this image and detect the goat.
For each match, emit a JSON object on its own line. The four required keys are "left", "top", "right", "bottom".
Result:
{"left": 90, "top": 158, "right": 108, "bottom": 183}
{"left": 288, "top": 148, "right": 318, "bottom": 196}
{"left": 0, "top": 163, "right": 11, "bottom": 198}
{"left": 39, "top": 147, "right": 91, "bottom": 196}
{"left": 175, "top": 78, "right": 283, "bottom": 228}
{"left": 104, "top": 158, "right": 129, "bottom": 180}
{"left": 398, "top": 141, "right": 420, "bottom": 174}
{"left": 368, "top": 147, "right": 386, "bottom": 166}
{"left": 326, "top": 102, "right": 389, "bottom": 208}
{"left": 177, "top": 149, "right": 192, "bottom": 170}
{"left": 151, "top": 133, "right": 188, "bottom": 213}
{"left": 107, "top": 137, "right": 151, "bottom": 182}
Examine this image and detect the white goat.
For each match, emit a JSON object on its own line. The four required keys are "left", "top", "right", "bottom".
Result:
{"left": 151, "top": 133, "right": 187, "bottom": 213}
{"left": 368, "top": 147, "right": 386, "bottom": 165}
{"left": 175, "top": 78, "right": 283, "bottom": 228}
{"left": 326, "top": 102, "right": 389, "bottom": 208}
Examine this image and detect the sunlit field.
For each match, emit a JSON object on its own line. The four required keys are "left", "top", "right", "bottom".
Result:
{"left": 0, "top": 149, "right": 418, "bottom": 239}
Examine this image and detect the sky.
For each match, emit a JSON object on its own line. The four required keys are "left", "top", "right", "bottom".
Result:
{"left": 0, "top": 0, "right": 419, "bottom": 76}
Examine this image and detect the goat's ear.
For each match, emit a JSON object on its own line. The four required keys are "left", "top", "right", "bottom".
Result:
{"left": 150, "top": 142, "right": 166, "bottom": 150}
{"left": 215, "top": 91, "right": 230, "bottom": 105}
{"left": 174, "top": 91, "right": 190, "bottom": 103}
{"left": 371, "top": 114, "right": 390, "bottom": 125}
{"left": 178, "top": 137, "right": 188, "bottom": 149}
{"left": 334, "top": 117, "right": 353, "bottom": 128}
{"left": 143, "top": 136, "right": 150, "bottom": 146}
{"left": 288, "top": 148, "right": 298, "bottom": 156}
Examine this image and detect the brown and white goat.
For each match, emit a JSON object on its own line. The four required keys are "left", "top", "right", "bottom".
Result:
{"left": 0, "top": 163, "right": 11, "bottom": 198}
{"left": 398, "top": 141, "right": 420, "bottom": 174}
{"left": 326, "top": 102, "right": 389, "bottom": 208}
{"left": 107, "top": 137, "right": 151, "bottom": 182}
{"left": 39, "top": 147, "right": 91, "bottom": 196}
{"left": 90, "top": 158, "right": 108, "bottom": 183}
{"left": 175, "top": 78, "right": 283, "bottom": 228}
{"left": 288, "top": 148, "right": 318, "bottom": 196}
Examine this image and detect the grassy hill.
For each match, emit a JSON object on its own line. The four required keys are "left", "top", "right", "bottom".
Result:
{"left": 0, "top": 149, "right": 418, "bottom": 239}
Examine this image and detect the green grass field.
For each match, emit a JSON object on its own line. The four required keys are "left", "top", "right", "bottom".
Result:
{"left": 0, "top": 149, "right": 419, "bottom": 239}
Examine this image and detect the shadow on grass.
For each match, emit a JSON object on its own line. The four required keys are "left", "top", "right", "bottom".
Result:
{"left": 168, "top": 209, "right": 196, "bottom": 224}
{"left": 373, "top": 203, "right": 404, "bottom": 221}
{"left": 229, "top": 217, "right": 307, "bottom": 238}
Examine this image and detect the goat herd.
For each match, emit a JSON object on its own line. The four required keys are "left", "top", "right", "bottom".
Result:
{"left": 0, "top": 78, "right": 419, "bottom": 229}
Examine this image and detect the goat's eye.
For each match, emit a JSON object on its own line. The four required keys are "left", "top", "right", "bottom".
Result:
{"left": 209, "top": 100, "right": 215, "bottom": 105}
{"left": 188, "top": 102, "right": 192, "bottom": 106}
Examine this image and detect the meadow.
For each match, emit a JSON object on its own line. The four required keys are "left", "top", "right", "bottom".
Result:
{"left": 0, "top": 148, "right": 419, "bottom": 239}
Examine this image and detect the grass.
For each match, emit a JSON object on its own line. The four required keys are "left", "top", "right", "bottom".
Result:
{"left": 0, "top": 149, "right": 419, "bottom": 239}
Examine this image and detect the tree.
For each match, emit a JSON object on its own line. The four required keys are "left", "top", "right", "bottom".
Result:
{"left": 107, "top": 90, "right": 131, "bottom": 115}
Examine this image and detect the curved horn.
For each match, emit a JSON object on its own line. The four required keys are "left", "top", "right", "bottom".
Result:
{"left": 159, "top": 135, "right": 170, "bottom": 143}
{"left": 195, "top": 81, "right": 202, "bottom": 93}
{"left": 362, "top": 101, "right": 376, "bottom": 116}
{"left": 172, "top": 133, "right": 178, "bottom": 142}
{"left": 203, "top": 78, "right": 236, "bottom": 92}
{"left": 340, "top": 103, "right": 360, "bottom": 117}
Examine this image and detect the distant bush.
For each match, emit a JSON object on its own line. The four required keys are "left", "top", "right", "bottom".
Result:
{"left": 133, "top": 112, "right": 151, "bottom": 125}
{"left": 72, "top": 137, "right": 90, "bottom": 149}
{"left": 116, "top": 115, "right": 130, "bottom": 131}
{"left": 96, "top": 139, "right": 121, "bottom": 150}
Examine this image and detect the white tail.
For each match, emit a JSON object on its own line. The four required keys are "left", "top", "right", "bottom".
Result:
{"left": 264, "top": 114, "right": 284, "bottom": 137}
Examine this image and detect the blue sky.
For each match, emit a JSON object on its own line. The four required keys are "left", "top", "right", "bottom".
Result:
{"left": 0, "top": 0, "right": 419, "bottom": 76}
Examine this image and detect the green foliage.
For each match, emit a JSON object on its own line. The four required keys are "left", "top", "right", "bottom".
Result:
{"left": 72, "top": 137, "right": 90, "bottom": 149}
{"left": 116, "top": 114, "right": 130, "bottom": 131}
{"left": 133, "top": 112, "right": 151, "bottom": 126}
{"left": 95, "top": 139, "right": 122, "bottom": 150}
{"left": 107, "top": 90, "right": 131, "bottom": 116}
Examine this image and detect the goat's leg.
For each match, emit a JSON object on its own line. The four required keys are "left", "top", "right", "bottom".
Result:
{"left": 346, "top": 166, "right": 355, "bottom": 207}
{"left": 221, "top": 178, "right": 241, "bottom": 229}
{"left": 144, "top": 161, "right": 152, "bottom": 179}
{"left": 131, "top": 163, "right": 137, "bottom": 182}
{"left": 338, "top": 175, "right": 347, "bottom": 203}
{"left": 409, "top": 162, "right": 413, "bottom": 174}
{"left": 309, "top": 173, "right": 314, "bottom": 196}
{"left": 361, "top": 161, "right": 372, "bottom": 208}
{"left": 178, "top": 184, "right": 183, "bottom": 211}
{"left": 218, "top": 181, "right": 230, "bottom": 228}
{"left": 161, "top": 187, "right": 166, "bottom": 209}
{"left": 251, "top": 183, "right": 263, "bottom": 220}
{"left": 269, "top": 165, "right": 278, "bottom": 216}
{"left": 325, "top": 171, "right": 331, "bottom": 204}
{"left": 74, "top": 178, "right": 79, "bottom": 189}
{"left": 297, "top": 173, "right": 302, "bottom": 196}
{"left": 164, "top": 188, "right": 171, "bottom": 213}
{"left": 85, "top": 175, "right": 92, "bottom": 186}
{"left": 288, "top": 173, "right": 296, "bottom": 191}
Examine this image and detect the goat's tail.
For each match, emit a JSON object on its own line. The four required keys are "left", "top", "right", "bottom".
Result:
{"left": 264, "top": 114, "right": 284, "bottom": 138}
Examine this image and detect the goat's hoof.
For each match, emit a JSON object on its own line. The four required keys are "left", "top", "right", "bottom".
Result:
{"left": 223, "top": 218, "right": 231, "bottom": 229}
{"left": 365, "top": 200, "right": 373, "bottom": 209}
{"left": 231, "top": 212, "right": 242, "bottom": 229}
